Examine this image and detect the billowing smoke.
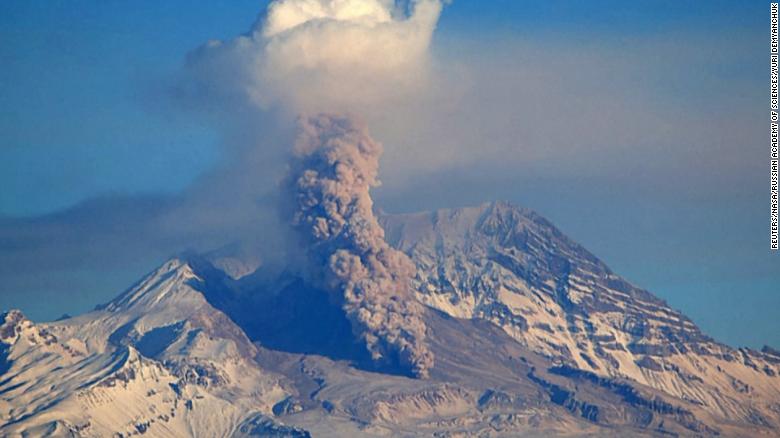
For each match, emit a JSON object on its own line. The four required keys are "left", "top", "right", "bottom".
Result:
{"left": 183, "top": 0, "right": 443, "bottom": 114}
{"left": 287, "top": 114, "right": 433, "bottom": 378}
{"left": 179, "top": 1, "right": 442, "bottom": 377}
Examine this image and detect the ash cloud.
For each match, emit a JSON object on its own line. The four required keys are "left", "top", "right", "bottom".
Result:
{"left": 2, "top": 1, "right": 769, "bottom": 349}
{"left": 0, "top": 0, "right": 449, "bottom": 330}
{"left": 286, "top": 114, "right": 433, "bottom": 378}
{"left": 171, "top": 0, "right": 445, "bottom": 376}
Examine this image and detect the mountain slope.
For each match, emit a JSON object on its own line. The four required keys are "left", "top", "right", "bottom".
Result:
{"left": 381, "top": 201, "right": 780, "bottom": 431}
{"left": 0, "top": 259, "right": 293, "bottom": 437}
{"left": 249, "top": 303, "right": 723, "bottom": 437}
{"left": 1, "top": 202, "right": 778, "bottom": 436}
{"left": 0, "top": 257, "right": 733, "bottom": 437}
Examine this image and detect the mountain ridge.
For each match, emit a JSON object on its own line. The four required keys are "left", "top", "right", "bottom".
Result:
{"left": 381, "top": 201, "right": 780, "bottom": 428}
{"left": 0, "top": 201, "right": 778, "bottom": 436}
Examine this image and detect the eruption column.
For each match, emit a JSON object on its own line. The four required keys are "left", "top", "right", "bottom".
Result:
{"left": 287, "top": 114, "right": 433, "bottom": 378}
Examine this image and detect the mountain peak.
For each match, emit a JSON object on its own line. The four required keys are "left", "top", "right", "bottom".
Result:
{"left": 2, "top": 203, "right": 779, "bottom": 436}
{"left": 380, "top": 203, "right": 780, "bottom": 428}
{"left": 101, "top": 258, "right": 201, "bottom": 313}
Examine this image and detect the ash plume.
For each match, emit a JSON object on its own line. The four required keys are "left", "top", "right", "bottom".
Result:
{"left": 286, "top": 114, "right": 433, "bottom": 378}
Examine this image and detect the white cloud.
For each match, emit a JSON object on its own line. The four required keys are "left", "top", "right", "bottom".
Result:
{"left": 262, "top": 0, "right": 395, "bottom": 37}
{"left": 188, "top": 0, "right": 443, "bottom": 113}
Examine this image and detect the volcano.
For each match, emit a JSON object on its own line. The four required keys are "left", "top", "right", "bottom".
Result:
{"left": 1, "top": 117, "right": 779, "bottom": 437}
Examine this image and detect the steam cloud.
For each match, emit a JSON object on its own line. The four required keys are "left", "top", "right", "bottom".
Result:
{"left": 287, "top": 114, "right": 433, "bottom": 378}
{"left": 184, "top": 0, "right": 442, "bottom": 113}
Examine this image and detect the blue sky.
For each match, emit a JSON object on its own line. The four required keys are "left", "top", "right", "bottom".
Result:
{"left": 0, "top": 1, "right": 777, "bottom": 348}
{"left": 0, "top": 0, "right": 765, "bottom": 216}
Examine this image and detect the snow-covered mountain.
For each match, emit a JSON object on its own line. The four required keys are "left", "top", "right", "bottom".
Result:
{"left": 382, "top": 202, "right": 780, "bottom": 432}
{"left": 1, "top": 202, "right": 778, "bottom": 437}
{"left": 0, "top": 260, "right": 294, "bottom": 437}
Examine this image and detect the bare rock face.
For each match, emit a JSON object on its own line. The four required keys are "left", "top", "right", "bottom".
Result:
{"left": 0, "top": 310, "right": 26, "bottom": 343}
{"left": 232, "top": 413, "right": 311, "bottom": 438}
